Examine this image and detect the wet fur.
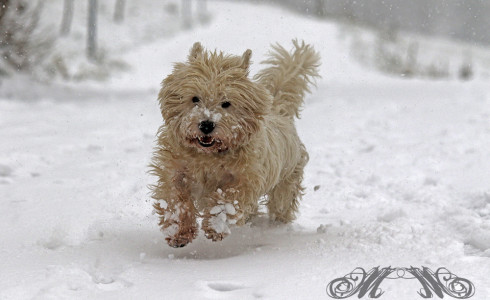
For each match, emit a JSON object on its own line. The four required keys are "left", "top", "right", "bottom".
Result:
{"left": 151, "top": 40, "right": 320, "bottom": 247}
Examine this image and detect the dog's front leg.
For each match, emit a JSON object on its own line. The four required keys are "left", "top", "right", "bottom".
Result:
{"left": 201, "top": 187, "right": 248, "bottom": 241}
{"left": 153, "top": 171, "right": 198, "bottom": 248}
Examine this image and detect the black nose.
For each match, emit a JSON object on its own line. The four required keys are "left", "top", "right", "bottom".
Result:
{"left": 199, "top": 120, "right": 215, "bottom": 134}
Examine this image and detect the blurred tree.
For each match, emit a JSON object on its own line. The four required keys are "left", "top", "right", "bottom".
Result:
{"left": 181, "top": 0, "right": 191, "bottom": 29}
{"left": 87, "top": 0, "right": 97, "bottom": 61}
{"left": 277, "top": 0, "right": 490, "bottom": 47}
{"left": 315, "top": 0, "right": 326, "bottom": 17}
{"left": 60, "top": 0, "right": 74, "bottom": 36}
{"left": 459, "top": 52, "right": 473, "bottom": 81}
{"left": 0, "top": 0, "right": 52, "bottom": 74}
{"left": 197, "top": 0, "right": 210, "bottom": 23}
{"left": 0, "top": 0, "right": 9, "bottom": 23}
{"left": 114, "top": 0, "right": 125, "bottom": 23}
{"left": 402, "top": 42, "right": 419, "bottom": 77}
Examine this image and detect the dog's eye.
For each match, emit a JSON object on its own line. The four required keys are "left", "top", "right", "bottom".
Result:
{"left": 221, "top": 101, "right": 231, "bottom": 108}
{"left": 192, "top": 96, "right": 200, "bottom": 103}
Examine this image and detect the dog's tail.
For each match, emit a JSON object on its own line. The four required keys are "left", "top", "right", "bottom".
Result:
{"left": 254, "top": 39, "right": 320, "bottom": 118}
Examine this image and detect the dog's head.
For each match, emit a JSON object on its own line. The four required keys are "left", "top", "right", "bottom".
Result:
{"left": 158, "top": 42, "right": 271, "bottom": 154}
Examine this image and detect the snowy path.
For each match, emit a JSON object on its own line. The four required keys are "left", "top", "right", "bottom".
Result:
{"left": 1, "top": 1, "right": 490, "bottom": 299}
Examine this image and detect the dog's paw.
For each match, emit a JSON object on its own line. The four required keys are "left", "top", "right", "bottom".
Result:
{"left": 166, "top": 236, "right": 192, "bottom": 248}
{"left": 204, "top": 230, "right": 228, "bottom": 242}
{"left": 164, "top": 225, "right": 198, "bottom": 248}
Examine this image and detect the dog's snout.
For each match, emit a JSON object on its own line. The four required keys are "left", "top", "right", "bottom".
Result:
{"left": 199, "top": 120, "right": 215, "bottom": 134}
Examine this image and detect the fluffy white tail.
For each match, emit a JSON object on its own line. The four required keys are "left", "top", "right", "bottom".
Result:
{"left": 254, "top": 40, "right": 320, "bottom": 118}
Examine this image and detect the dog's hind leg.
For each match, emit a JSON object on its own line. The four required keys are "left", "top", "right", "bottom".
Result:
{"left": 267, "top": 148, "right": 308, "bottom": 223}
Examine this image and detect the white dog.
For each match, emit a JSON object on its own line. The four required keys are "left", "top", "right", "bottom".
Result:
{"left": 151, "top": 40, "right": 320, "bottom": 247}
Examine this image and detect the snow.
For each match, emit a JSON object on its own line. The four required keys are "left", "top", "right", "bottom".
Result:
{"left": 1, "top": 1, "right": 490, "bottom": 299}
{"left": 209, "top": 210, "right": 230, "bottom": 234}
{"left": 195, "top": 107, "right": 222, "bottom": 123}
{"left": 157, "top": 199, "right": 168, "bottom": 210}
{"left": 208, "top": 200, "right": 239, "bottom": 234}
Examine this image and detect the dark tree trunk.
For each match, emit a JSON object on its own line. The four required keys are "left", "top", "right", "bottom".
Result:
{"left": 113, "top": 0, "right": 125, "bottom": 23}
{"left": 0, "top": 0, "right": 10, "bottom": 24}
{"left": 87, "top": 0, "right": 97, "bottom": 61}
{"left": 60, "top": 0, "right": 74, "bottom": 36}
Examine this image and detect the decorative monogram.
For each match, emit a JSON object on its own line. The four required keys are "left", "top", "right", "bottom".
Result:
{"left": 326, "top": 266, "right": 475, "bottom": 299}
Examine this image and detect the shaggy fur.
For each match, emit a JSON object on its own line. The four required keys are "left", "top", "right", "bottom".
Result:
{"left": 151, "top": 40, "right": 320, "bottom": 247}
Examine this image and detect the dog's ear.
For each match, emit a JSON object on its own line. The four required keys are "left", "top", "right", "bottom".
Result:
{"left": 188, "top": 42, "right": 203, "bottom": 61}
{"left": 240, "top": 49, "right": 252, "bottom": 69}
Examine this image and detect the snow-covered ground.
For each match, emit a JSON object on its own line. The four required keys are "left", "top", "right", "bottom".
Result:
{"left": 1, "top": 1, "right": 490, "bottom": 299}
